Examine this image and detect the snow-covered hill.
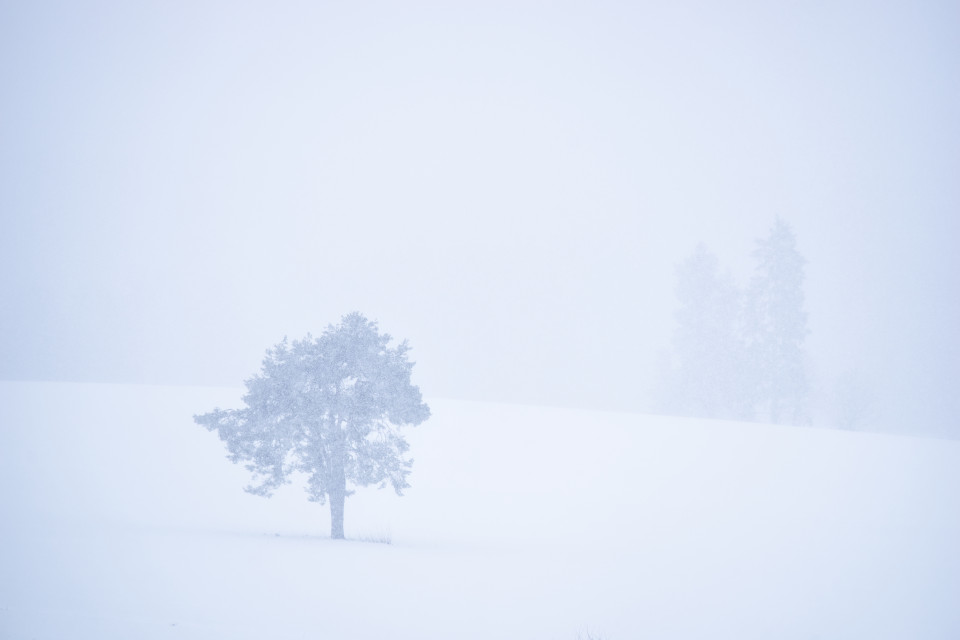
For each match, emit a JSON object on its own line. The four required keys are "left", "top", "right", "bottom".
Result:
{"left": 1, "top": 382, "right": 958, "bottom": 639}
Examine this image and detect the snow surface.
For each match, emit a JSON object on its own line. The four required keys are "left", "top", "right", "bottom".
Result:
{"left": 1, "top": 381, "right": 958, "bottom": 639}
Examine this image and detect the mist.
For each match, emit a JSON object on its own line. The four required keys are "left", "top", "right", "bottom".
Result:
{"left": 2, "top": 0, "right": 958, "bottom": 436}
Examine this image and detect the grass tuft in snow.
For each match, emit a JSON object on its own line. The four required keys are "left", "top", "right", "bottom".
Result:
{"left": 353, "top": 530, "right": 392, "bottom": 545}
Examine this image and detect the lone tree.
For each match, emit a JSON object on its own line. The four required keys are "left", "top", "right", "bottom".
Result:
{"left": 194, "top": 313, "right": 430, "bottom": 539}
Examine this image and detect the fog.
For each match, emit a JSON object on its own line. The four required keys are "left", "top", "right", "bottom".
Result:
{"left": 2, "top": 0, "right": 958, "bottom": 435}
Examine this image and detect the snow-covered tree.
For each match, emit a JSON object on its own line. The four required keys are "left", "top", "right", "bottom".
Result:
{"left": 194, "top": 313, "right": 430, "bottom": 539}
{"left": 744, "top": 218, "right": 809, "bottom": 424}
{"left": 662, "top": 244, "right": 751, "bottom": 419}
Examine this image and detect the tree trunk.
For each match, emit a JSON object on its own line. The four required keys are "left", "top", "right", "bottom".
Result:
{"left": 329, "top": 414, "right": 348, "bottom": 540}
{"left": 329, "top": 488, "right": 345, "bottom": 540}
{"left": 329, "top": 448, "right": 347, "bottom": 540}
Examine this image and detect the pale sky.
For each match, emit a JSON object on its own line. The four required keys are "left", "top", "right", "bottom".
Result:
{"left": 2, "top": 0, "right": 958, "bottom": 434}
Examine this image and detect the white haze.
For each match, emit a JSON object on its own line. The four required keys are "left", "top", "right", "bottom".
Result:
{"left": 1, "top": 1, "right": 958, "bottom": 436}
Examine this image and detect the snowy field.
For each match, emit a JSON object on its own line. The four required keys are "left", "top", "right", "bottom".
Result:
{"left": 1, "top": 381, "right": 958, "bottom": 639}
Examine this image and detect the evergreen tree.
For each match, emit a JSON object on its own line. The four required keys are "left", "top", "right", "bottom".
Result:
{"left": 194, "top": 313, "right": 430, "bottom": 539}
{"left": 744, "top": 218, "right": 809, "bottom": 424}
{"left": 665, "top": 244, "right": 750, "bottom": 419}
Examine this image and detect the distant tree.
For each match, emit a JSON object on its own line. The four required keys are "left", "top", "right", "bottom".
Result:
{"left": 194, "top": 313, "right": 430, "bottom": 539}
{"left": 664, "top": 244, "right": 751, "bottom": 419}
{"left": 744, "top": 218, "right": 809, "bottom": 424}
{"left": 832, "top": 367, "right": 875, "bottom": 430}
